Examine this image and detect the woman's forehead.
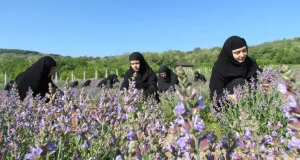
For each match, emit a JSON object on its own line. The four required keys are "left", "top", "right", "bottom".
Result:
{"left": 130, "top": 60, "right": 140, "bottom": 63}
{"left": 232, "top": 46, "right": 247, "bottom": 52}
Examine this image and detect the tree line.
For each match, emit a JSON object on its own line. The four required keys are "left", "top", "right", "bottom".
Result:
{"left": 0, "top": 37, "right": 300, "bottom": 82}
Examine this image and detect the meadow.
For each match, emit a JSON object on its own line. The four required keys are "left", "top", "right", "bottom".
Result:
{"left": 0, "top": 64, "right": 299, "bottom": 160}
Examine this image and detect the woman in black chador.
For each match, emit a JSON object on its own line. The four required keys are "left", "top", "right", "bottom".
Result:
{"left": 194, "top": 71, "right": 206, "bottom": 83}
{"left": 120, "top": 52, "right": 159, "bottom": 102}
{"left": 15, "top": 56, "right": 61, "bottom": 101}
{"left": 157, "top": 65, "right": 179, "bottom": 92}
{"left": 209, "top": 36, "right": 262, "bottom": 105}
{"left": 97, "top": 74, "right": 120, "bottom": 88}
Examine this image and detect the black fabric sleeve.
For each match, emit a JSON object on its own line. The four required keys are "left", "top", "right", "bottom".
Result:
{"left": 203, "top": 75, "right": 207, "bottom": 83}
{"left": 170, "top": 73, "right": 179, "bottom": 86}
{"left": 209, "top": 72, "right": 226, "bottom": 101}
{"left": 143, "top": 70, "right": 158, "bottom": 96}
{"left": 120, "top": 74, "right": 130, "bottom": 90}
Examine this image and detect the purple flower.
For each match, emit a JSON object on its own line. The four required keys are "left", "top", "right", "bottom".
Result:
{"left": 116, "top": 105, "right": 122, "bottom": 112}
{"left": 285, "top": 128, "right": 294, "bottom": 137}
{"left": 39, "top": 119, "right": 45, "bottom": 127}
{"left": 116, "top": 155, "right": 124, "bottom": 160}
{"left": 231, "top": 152, "right": 241, "bottom": 159}
{"left": 25, "top": 147, "right": 43, "bottom": 159}
{"left": 183, "top": 151, "right": 191, "bottom": 160}
{"left": 220, "top": 136, "right": 227, "bottom": 147}
{"left": 10, "top": 129, "right": 16, "bottom": 135}
{"left": 287, "top": 137, "right": 300, "bottom": 149}
{"left": 124, "top": 97, "right": 133, "bottom": 105}
{"left": 127, "top": 105, "right": 135, "bottom": 112}
{"left": 288, "top": 95, "right": 297, "bottom": 107}
{"left": 280, "top": 149, "right": 287, "bottom": 156}
{"left": 206, "top": 153, "right": 215, "bottom": 160}
{"left": 136, "top": 154, "right": 142, "bottom": 160}
{"left": 206, "top": 131, "right": 216, "bottom": 143}
{"left": 81, "top": 141, "right": 89, "bottom": 149}
{"left": 195, "top": 96, "right": 206, "bottom": 109}
{"left": 277, "top": 121, "right": 283, "bottom": 128}
{"left": 74, "top": 152, "right": 80, "bottom": 159}
{"left": 126, "top": 132, "right": 135, "bottom": 140}
{"left": 263, "top": 135, "right": 272, "bottom": 144}
{"left": 33, "top": 147, "right": 43, "bottom": 155}
{"left": 176, "top": 137, "right": 187, "bottom": 148}
{"left": 167, "top": 142, "right": 175, "bottom": 152}
{"left": 155, "top": 121, "right": 162, "bottom": 132}
{"left": 277, "top": 84, "right": 287, "bottom": 94}
{"left": 174, "top": 117, "right": 184, "bottom": 125}
{"left": 46, "top": 142, "right": 57, "bottom": 151}
{"left": 244, "top": 127, "right": 251, "bottom": 140}
{"left": 271, "top": 131, "right": 278, "bottom": 137}
{"left": 193, "top": 115, "right": 205, "bottom": 132}
{"left": 25, "top": 153, "right": 33, "bottom": 159}
{"left": 174, "top": 102, "right": 186, "bottom": 115}
{"left": 234, "top": 139, "right": 241, "bottom": 146}
{"left": 260, "top": 145, "right": 266, "bottom": 152}
{"left": 75, "top": 131, "right": 83, "bottom": 136}
{"left": 155, "top": 153, "right": 161, "bottom": 159}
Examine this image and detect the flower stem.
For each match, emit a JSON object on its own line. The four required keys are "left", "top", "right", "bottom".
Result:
{"left": 194, "top": 136, "right": 200, "bottom": 160}
{"left": 58, "top": 136, "right": 63, "bottom": 159}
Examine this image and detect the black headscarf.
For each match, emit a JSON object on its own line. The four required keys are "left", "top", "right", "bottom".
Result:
{"left": 212, "top": 36, "right": 259, "bottom": 80}
{"left": 15, "top": 56, "right": 57, "bottom": 100}
{"left": 209, "top": 36, "right": 260, "bottom": 100}
{"left": 82, "top": 80, "right": 91, "bottom": 87}
{"left": 69, "top": 81, "right": 79, "bottom": 88}
{"left": 121, "top": 52, "right": 159, "bottom": 102}
{"left": 157, "top": 65, "right": 179, "bottom": 92}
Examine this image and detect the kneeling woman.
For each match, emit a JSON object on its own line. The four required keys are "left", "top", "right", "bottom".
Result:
{"left": 15, "top": 56, "right": 61, "bottom": 101}
{"left": 209, "top": 36, "right": 262, "bottom": 106}
{"left": 157, "top": 65, "right": 179, "bottom": 92}
{"left": 120, "top": 52, "right": 159, "bottom": 102}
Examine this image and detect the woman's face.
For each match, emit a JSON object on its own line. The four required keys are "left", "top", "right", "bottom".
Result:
{"left": 160, "top": 72, "right": 167, "bottom": 78}
{"left": 48, "top": 67, "right": 56, "bottom": 77}
{"left": 232, "top": 46, "right": 247, "bottom": 63}
{"left": 130, "top": 60, "right": 140, "bottom": 72}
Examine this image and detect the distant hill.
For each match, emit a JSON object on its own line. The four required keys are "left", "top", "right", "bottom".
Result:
{"left": 1, "top": 37, "right": 300, "bottom": 83}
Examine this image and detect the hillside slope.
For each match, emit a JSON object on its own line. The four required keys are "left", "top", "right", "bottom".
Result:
{"left": 1, "top": 37, "right": 300, "bottom": 82}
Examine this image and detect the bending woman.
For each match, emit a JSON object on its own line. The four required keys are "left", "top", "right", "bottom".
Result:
{"left": 194, "top": 71, "right": 206, "bottom": 83}
{"left": 120, "top": 52, "right": 159, "bottom": 102}
{"left": 157, "top": 65, "right": 179, "bottom": 92}
{"left": 209, "top": 36, "right": 262, "bottom": 105}
{"left": 97, "top": 74, "right": 119, "bottom": 88}
{"left": 15, "top": 56, "right": 61, "bottom": 101}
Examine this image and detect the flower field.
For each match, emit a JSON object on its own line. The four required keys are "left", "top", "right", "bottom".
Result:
{"left": 0, "top": 65, "right": 300, "bottom": 160}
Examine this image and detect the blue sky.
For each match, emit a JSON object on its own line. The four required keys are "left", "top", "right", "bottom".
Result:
{"left": 0, "top": 0, "right": 299, "bottom": 57}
